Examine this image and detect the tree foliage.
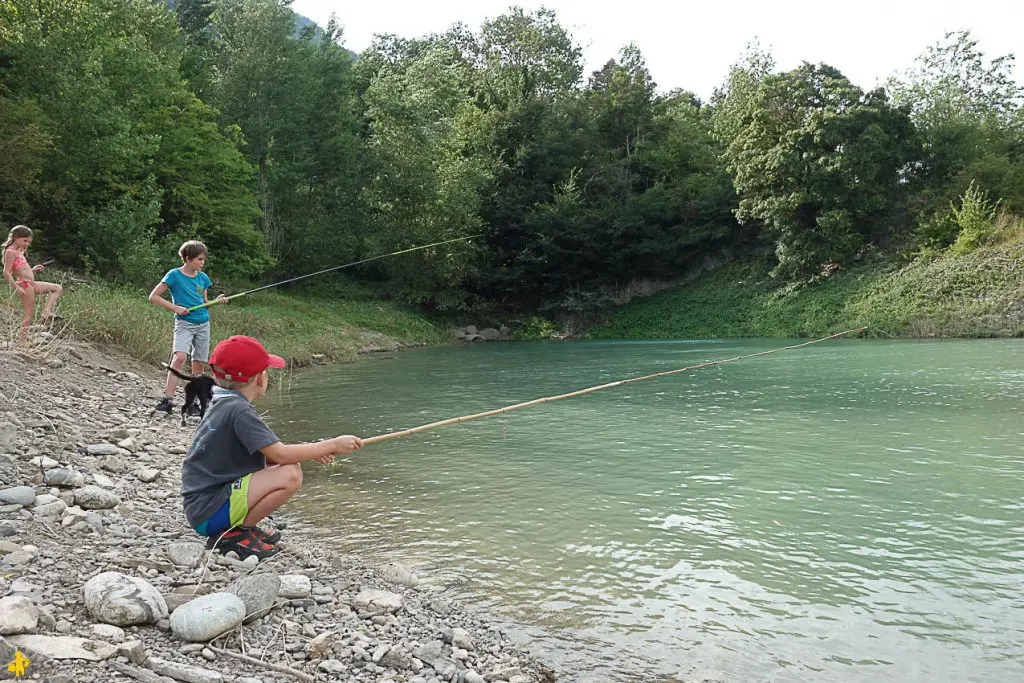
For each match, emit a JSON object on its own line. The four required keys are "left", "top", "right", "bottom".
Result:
{"left": 0, "top": 1, "right": 1017, "bottom": 315}
{"left": 722, "top": 63, "right": 918, "bottom": 277}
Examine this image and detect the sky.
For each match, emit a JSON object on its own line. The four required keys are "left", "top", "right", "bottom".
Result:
{"left": 290, "top": 0, "right": 1022, "bottom": 99}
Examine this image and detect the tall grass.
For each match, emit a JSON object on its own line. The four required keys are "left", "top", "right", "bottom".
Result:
{"left": 5, "top": 274, "right": 449, "bottom": 367}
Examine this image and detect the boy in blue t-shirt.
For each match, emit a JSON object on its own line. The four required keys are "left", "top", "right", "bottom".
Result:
{"left": 148, "top": 240, "right": 226, "bottom": 412}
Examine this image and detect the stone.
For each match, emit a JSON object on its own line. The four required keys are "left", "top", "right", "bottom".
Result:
{"left": 85, "top": 443, "right": 120, "bottom": 456}
{"left": 164, "top": 593, "right": 201, "bottom": 613}
{"left": 306, "top": 631, "right": 334, "bottom": 658}
{"left": 318, "top": 659, "right": 347, "bottom": 674}
{"left": 136, "top": 468, "right": 161, "bottom": 483}
{"left": 32, "top": 500, "right": 67, "bottom": 519}
{"left": 117, "top": 437, "right": 138, "bottom": 451}
{"left": 464, "top": 673, "right": 486, "bottom": 683}
{"left": 485, "top": 666, "right": 522, "bottom": 681}
{"left": 380, "top": 562, "right": 419, "bottom": 587}
{"left": 478, "top": 327, "right": 500, "bottom": 341}
{"left": 169, "top": 592, "right": 246, "bottom": 642}
{"left": 414, "top": 641, "right": 445, "bottom": 669}
{"left": 278, "top": 574, "right": 311, "bottom": 599}
{"left": 84, "top": 572, "right": 168, "bottom": 626}
{"left": 381, "top": 647, "right": 414, "bottom": 671}
{"left": 90, "top": 623, "right": 125, "bottom": 641}
{"left": 147, "top": 656, "right": 224, "bottom": 683}
{"left": 167, "top": 542, "right": 205, "bottom": 569}
{"left": 43, "top": 468, "right": 85, "bottom": 488}
{"left": 0, "top": 418, "right": 16, "bottom": 450}
{"left": 7, "top": 634, "right": 116, "bottom": 661}
{"left": 74, "top": 485, "right": 120, "bottom": 509}
{"left": 91, "top": 472, "right": 116, "bottom": 488}
{"left": 372, "top": 644, "right": 390, "bottom": 662}
{"left": 0, "top": 540, "right": 20, "bottom": 554}
{"left": 0, "top": 636, "right": 15, "bottom": 667}
{"left": 0, "top": 596, "right": 38, "bottom": 635}
{"left": 451, "top": 627, "right": 475, "bottom": 651}
{"left": 231, "top": 573, "right": 280, "bottom": 622}
{"left": 28, "top": 456, "right": 60, "bottom": 470}
{"left": 0, "top": 486, "right": 35, "bottom": 507}
{"left": 2, "top": 551, "right": 34, "bottom": 566}
{"left": 428, "top": 599, "right": 452, "bottom": 616}
{"left": 118, "top": 639, "right": 147, "bottom": 665}
{"left": 169, "top": 446, "right": 187, "bottom": 455}
{"left": 352, "top": 588, "right": 403, "bottom": 614}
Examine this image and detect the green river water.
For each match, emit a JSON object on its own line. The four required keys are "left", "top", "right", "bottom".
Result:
{"left": 260, "top": 339, "right": 1023, "bottom": 682}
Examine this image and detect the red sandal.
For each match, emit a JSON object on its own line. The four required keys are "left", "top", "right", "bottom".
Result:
{"left": 207, "top": 528, "right": 280, "bottom": 560}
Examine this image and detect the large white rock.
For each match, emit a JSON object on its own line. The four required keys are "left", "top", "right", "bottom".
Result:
{"left": 0, "top": 596, "right": 38, "bottom": 635}
{"left": 169, "top": 593, "right": 246, "bottom": 642}
{"left": 84, "top": 572, "right": 168, "bottom": 626}
{"left": 7, "top": 634, "right": 116, "bottom": 661}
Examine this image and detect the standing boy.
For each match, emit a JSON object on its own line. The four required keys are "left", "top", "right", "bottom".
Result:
{"left": 181, "top": 335, "right": 363, "bottom": 558}
{"left": 149, "top": 240, "right": 224, "bottom": 412}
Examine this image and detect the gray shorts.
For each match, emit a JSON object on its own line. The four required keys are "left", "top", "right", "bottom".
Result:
{"left": 172, "top": 319, "right": 211, "bottom": 362}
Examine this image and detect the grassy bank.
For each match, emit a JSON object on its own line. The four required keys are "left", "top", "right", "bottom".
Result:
{"left": 590, "top": 241, "right": 1024, "bottom": 339}
{"left": 6, "top": 275, "right": 449, "bottom": 366}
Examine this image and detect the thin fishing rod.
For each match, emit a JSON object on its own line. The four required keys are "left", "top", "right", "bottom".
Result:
{"left": 361, "top": 327, "right": 867, "bottom": 445}
{"left": 187, "top": 234, "right": 481, "bottom": 312}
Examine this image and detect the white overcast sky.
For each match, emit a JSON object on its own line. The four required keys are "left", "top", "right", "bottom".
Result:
{"left": 291, "top": 0, "right": 1022, "bottom": 98}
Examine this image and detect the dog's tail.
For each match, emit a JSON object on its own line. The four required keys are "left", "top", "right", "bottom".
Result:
{"left": 163, "top": 364, "right": 195, "bottom": 382}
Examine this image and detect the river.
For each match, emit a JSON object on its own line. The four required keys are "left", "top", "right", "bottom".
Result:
{"left": 261, "top": 339, "right": 1024, "bottom": 682}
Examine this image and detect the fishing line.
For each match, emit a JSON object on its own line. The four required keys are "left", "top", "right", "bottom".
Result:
{"left": 187, "top": 234, "right": 481, "bottom": 313}
{"left": 361, "top": 327, "right": 866, "bottom": 445}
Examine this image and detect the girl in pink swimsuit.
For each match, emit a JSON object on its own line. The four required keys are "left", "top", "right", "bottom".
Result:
{"left": 3, "top": 225, "right": 64, "bottom": 344}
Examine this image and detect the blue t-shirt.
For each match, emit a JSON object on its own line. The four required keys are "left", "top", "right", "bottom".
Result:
{"left": 161, "top": 268, "right": 213, "bottom": 324}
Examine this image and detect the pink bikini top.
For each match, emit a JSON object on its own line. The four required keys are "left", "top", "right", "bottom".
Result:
{"left": 6, "top": 249, "right": 29, "bottom": 270}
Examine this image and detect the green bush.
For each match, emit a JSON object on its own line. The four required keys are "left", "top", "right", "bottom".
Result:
{"left": 949, "top": 182, "right": 1000, "bottom": 254}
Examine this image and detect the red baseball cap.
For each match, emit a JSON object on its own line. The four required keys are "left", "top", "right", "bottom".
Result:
{"left": 209, "top": 335, "right": 285, "bottom": 382}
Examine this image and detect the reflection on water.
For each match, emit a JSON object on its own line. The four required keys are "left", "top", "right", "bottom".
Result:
{"left": 261, "top": 339, "right": 1024, "bottom": 681}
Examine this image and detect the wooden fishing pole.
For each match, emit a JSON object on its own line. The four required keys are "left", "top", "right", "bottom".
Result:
{"left": 362, "top": 327, "right": 867, "bottom": 445}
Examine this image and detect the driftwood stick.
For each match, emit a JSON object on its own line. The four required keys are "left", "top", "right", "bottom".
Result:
{"left": 206, "top": 645, "right": 315, "bottom": 682}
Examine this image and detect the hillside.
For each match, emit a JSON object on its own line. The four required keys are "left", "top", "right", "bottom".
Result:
{"left": 589, "top": 242, "right": 1024, "bottom": 339}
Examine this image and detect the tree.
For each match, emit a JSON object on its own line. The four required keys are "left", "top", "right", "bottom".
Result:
{"left": 724, "top": 63, "right": 918, "bottom": 278}
{"left": 359, "top": 37, "right": 490, "bottom": 308}
{"left": 888, "top": 30, "right": 1024, "bottom": 231}
{"left": 0, "top": 0, "right": 266, "bottom": 281}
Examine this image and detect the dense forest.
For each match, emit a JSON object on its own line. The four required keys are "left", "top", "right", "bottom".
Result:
{"left": 1, "top": 0, "right": 1022, "bottom": 321}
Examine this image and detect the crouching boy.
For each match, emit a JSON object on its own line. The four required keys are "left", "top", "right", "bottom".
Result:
{"left": 181, "top": 335, "right": 363, "bottom": 559}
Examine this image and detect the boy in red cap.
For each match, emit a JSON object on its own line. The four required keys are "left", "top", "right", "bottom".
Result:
{"left": 181, "top": 335, "right": 363, "bottom": 558}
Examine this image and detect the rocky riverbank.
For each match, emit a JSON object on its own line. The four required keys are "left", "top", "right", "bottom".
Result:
{"left": 0, "top": 335, "right": 555, "bottom": 683}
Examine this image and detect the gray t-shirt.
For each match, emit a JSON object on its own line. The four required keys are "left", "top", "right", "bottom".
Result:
{"left": 181, "top": 388, "right": 279, "bottom": 526}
